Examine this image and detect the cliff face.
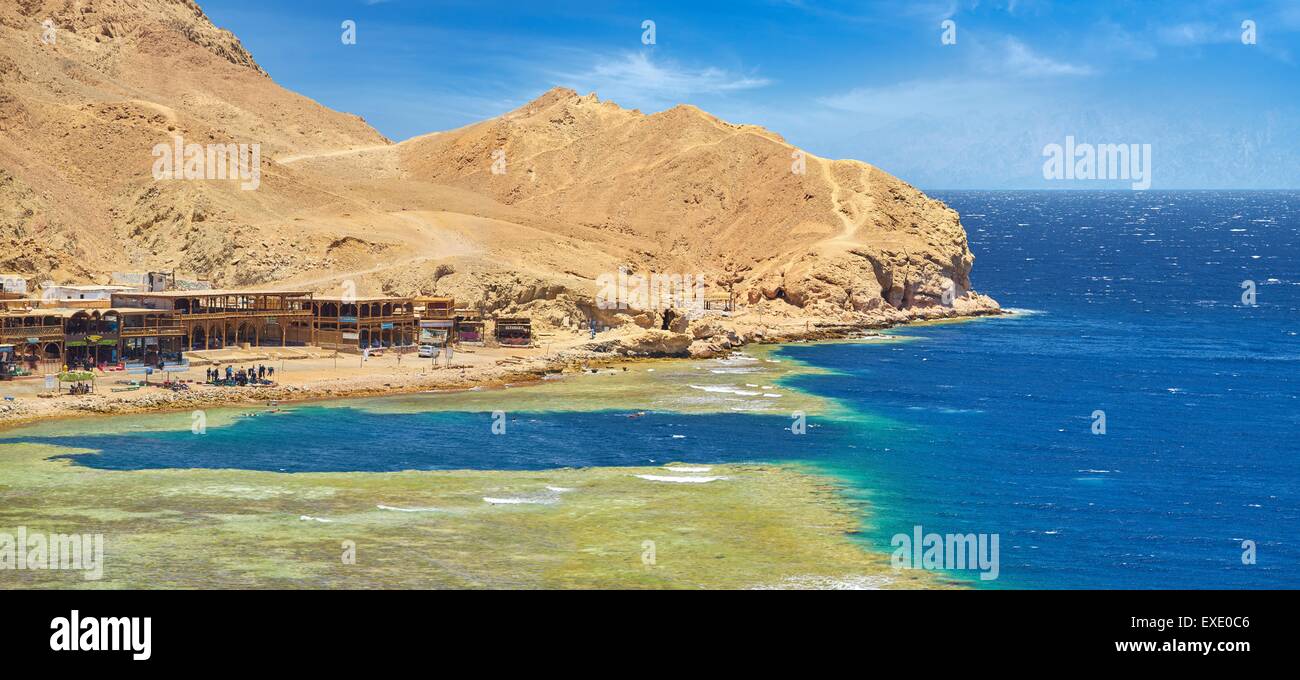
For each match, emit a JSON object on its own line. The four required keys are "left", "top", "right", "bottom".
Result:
{"left": 400, "top": 88, "right": 996, "bottom": 319}
{"left": 0, "top": 0, "right": 387, "bottom": 282}
{"left": 0, "top": 1, "right": 997, "bottom": 336}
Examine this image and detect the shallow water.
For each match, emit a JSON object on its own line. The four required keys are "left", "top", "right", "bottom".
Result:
{"left": 3, "top": 190, "right": 1296, "bottom": 589}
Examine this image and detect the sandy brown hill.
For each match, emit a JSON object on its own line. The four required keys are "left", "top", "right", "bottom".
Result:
{"left": 400, "top": 88, "right": 995, "bottom": 318}
{"left": 0, "top": 0, "right": 386, "bottom": 282}
{"left": 1, "top": 0, "right": 997, "bottom": 346}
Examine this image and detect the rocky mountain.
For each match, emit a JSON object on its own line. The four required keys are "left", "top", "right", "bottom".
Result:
{"left": 0, "top": 0, "right": 997, "bottom": 344}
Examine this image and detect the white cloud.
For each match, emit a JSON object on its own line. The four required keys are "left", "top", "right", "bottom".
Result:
{"left": 999, "top": 38, "right": 1095, "bottom": 76}
{"left": 817, "top": 78, "right": 1028, "bottom": 119}
{"left": 553, "top": 52, "right": 770, "bottom": 107}
{"left": 1156, "top": 21, "right": 1235, "bottom": 46}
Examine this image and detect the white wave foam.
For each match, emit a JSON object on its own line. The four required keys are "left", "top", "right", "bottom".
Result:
{"left": 688, "top": 384, "right": 761, "bottom": 396}
{"left": 751, "top": 574, "right": 893, "bottom": 590}
{"left": 483, "top": 496, "right": 556, "bottom": 505}
{"left": 377, "top": 504, "right": 442, "bottom": 513}
{"left": 634, "top": 474, "right": 727, "bottom": 483}
{"left": 664, "top": 465, "right": 712, "bottom": 473}
{"left": 299, "top": 515, "right": 333, "bottom": 523}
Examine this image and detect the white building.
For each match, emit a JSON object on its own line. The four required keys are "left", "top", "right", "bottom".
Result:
{"left": 0, "top": 274, "right": 28, "bottom": 295}
{"left": 111, "top": 271, "right": 211, "bottom": 293}
{"left": 41, "top": 283, "right": 137, "bottom": 301}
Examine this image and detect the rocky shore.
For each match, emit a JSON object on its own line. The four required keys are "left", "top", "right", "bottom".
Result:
{"left": 0, "top": 299, "right": 1002, "bottom": 430}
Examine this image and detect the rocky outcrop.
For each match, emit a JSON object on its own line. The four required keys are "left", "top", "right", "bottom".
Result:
{"left": 0, "top": 2, "right": 997, "bottom": 333}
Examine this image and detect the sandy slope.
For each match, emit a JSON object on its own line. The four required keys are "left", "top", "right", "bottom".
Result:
{"left": 1, "top": 0, "right": 997, "bottom": 346}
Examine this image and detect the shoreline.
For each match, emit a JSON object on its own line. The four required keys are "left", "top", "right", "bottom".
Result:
{"left": 0, "top": 307, "right": 1007, "bottom": 432}
{"left": 0, "top": 310, "right": 1008, "bottom": 590}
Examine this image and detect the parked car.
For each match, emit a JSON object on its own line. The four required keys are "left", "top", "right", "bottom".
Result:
{"left": 418, "top": 344, "right": 436, "bottom": 358}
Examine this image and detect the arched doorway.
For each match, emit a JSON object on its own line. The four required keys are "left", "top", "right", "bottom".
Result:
{"left": 236, "top": 322, "right": 257, "bottom": 346}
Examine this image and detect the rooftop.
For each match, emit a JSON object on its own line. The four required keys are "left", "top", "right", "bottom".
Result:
{"left": 312, "top": 295, "right": 412, "bottom": 303}
{"left": 114, "top": 289, "right": 313, "bottom": 298}
{"left": 47, "top": 284, "right": 136, "bottom": 291}
{"left": 1, "top": 306, "right": 169, "bottom": 318}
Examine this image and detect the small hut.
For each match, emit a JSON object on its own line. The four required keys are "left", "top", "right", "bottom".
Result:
{"left": 494, "top": 317, "right": 532, "bottom": 347}
{"left": 455, "top": 308, "right": 485, "bottom": 345}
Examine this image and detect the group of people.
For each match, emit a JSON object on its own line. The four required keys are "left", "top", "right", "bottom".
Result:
{"left": 206, "top": 363, "right": 275, "bottom": 387}
{"left": 67, "top": 359, "right": 98, "bottom": 372}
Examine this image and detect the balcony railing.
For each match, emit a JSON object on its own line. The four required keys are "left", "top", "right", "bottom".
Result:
{"left": 121, "top": 326, "right": 186, "bottom": 337}
{"left": 0, "top": 325, "right": 64, "bottom": 342}
{"left": 177, "top": 309, "right": 313, "bottom": 319}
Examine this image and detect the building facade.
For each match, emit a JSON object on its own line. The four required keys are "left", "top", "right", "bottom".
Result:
{"left": 309, "top": 296, "right": 416, "bottom": 352}
{"left": 110, "top": 290, "right": 315, "bottom": 351}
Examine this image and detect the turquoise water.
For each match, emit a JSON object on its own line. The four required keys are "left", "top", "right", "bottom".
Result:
{"left": 5, "top": 191, "right": 1296, "bottom": 588}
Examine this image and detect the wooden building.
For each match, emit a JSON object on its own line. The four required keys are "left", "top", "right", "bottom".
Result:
{"left": 703, "top": 292, "right": 735, "bottom": 312}
{"left": 455, "top": 308, "right": 485, "bottom": 345}
{"left": 414, "top": 297, "right": 456, "bottom": 347}
{"left": 493, "top": 317, "right": 533, "bottom": 347}
{"left": 0, "top": 307, "right": 184, "bottom": 370}
{"left": 110, "top": 289, "right": 314, "bottom": 351}
{"left": 415, "top": 296, "right": 456, "bottom": 319}
{"left": 0, "top": 309, "right": 66, "bottom": 371}
{"left": 310, "top": 296, "right": 416, "bottom": 352}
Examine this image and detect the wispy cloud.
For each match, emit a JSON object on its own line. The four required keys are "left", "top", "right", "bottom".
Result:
{"left": 1157, "top": 21, "right": 1237, "bottom": 47}
{"left": 818, "top": 78, "right": 1029, "bottom": 119}
{"left": 998, "top": 37, "right": 1095, "bottom": 76}
{"left": 552, "top": 52, "right": 770, "bottom": 108}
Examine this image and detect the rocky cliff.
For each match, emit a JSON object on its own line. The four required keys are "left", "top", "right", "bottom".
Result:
{"left": 0, "top": 0, "right": 998, "bottom": 352}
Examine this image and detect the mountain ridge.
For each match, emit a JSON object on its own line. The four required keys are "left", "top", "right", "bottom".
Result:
{"left": 0, "top": 0, "right": 998, "bottom": 346}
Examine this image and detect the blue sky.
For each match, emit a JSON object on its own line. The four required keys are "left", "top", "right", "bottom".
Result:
{"left": 201, "top": 0, "right": 1300, "bottom": 189}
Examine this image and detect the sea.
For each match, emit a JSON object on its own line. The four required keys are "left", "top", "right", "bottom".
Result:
{"left": 5, "top": 191, "right": 1296, "bottom": 588}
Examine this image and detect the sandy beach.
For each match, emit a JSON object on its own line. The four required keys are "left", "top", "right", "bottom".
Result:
{"left": 0, "top": 307, "right": 1004, "bottom": 430}
{"left": 0, "top": 323, "right": 970, "bottom": 590}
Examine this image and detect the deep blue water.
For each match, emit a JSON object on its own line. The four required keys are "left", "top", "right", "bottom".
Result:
{"left": 10, "top": 191, "right": 1297, "bottom": 588}
{"left": 781, "top": 190, "right": 1300, "bottom": 589}
{"left": 36, "top": 408, "right": 830, "bottom": 473}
